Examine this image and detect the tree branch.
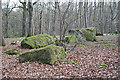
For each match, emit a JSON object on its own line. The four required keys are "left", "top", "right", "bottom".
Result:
{"left": 8, "top": 3, "right": 17, "bottom": 14}
{"left": 33, "top": 0, "right": 39, "bottom": 5}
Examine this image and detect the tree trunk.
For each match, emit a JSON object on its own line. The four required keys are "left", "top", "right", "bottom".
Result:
{"left": 47, "top": 3, "right": 50, "bottom": 34}
{"left": 78, "top": 2, "right": 83, "bottom": 28}
{"left": 22, "top": 1, "right": 27, "bottom": 36}
{"left": 27, "top": 0, "right": 33, "bottom": 37}
{"left": 88, "top": 2, "right": 92, "bottom": 27}
{"left": 39, "top": 10, "right": 42, "bottom": 34}
{"left": 84, "top": 2, "right": 87, "bottom": 28}
{"left": 0, "top": 0, "right": 2, "bottom": 45}
{"left": 99, "top": 2, "right": 104, "bottom": 35}
{"left": 0, "top": 0, "right": 5, "bottom": 46}
{"left": 117, "top": 1, "right": 120, "bottom": 33}
{"left": 5, "top": 13, "right": 9, "bottom": 38}
{"left": 93, "top": 1, "right": 96, "bottom": 34}
{"left": 52, "top": 2, "right": 58, "bottom": 37}
{"left": 75, "top": 1, "right": 78, "bottom": 28}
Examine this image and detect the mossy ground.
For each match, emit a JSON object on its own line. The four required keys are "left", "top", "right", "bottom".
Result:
{"left": 3, "top": 49, "right": 21, "bottom": 55}
{"left": 0, "top": 43, "right": 6, "bottom": 46}
{"left": 2, "top": 35, "right": 118, "bottom": 78}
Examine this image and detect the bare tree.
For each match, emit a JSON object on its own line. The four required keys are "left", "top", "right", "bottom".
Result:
{"left": 39, "top": 9, "right": 42, "bottom": 34}
{"left": 52, "top": 1, "right": 58, "bottom": 37}
{"left": 0, "top": 0, "right": 5, "bottom": 46}
{"left": 57, "top": 1, "right": 71, "bottom": 41}
{"left": 3, "top": 0, "right": 17, "bottom": 38}
{"left": 78, "top": 2, "right": 83, "bottom": 28}
{"left": 117, "top": 1, "right": 120, "bottom": 33}
{"left": 99, "top": 2, "right": 104, "bottom": 35}
{"left": 19, "top": 0, "right": 27, "bottom": 36}
{"left": 84, "top": 1, "right": 88, "bottom": 28}
{"left": 75, "top": 0, "right": 78, "bottom": 28}
{"left": 109, "top": 2, "right": 117, "bottom": 33}
{"left": 27, "top": 0, "right": 38, "bottom": 37}
{"left": 88, "top": 2, "right": 93, "bottom": 27}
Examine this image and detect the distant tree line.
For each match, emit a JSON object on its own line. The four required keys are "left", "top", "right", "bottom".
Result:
{"left": 2, "top": 0, "right": 120, "bottom": 39}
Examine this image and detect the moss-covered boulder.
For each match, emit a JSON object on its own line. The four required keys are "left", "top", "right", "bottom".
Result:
{"left": 19, "top": 45, "right": 66, "bottom": 65}
{"left": 3, "top": 49, "right": 21, "bottom": 55}
{"left": 65, "top": 35, "right": 78, "bottom": 43}
{"left": 81, "top": 28, "right": 98, "bottom": 41}
{"left": 68, "top": 27, "right": 98, "bottom": 41}
{"left": 21, "top": 34, "right": 55, "bottom": 49}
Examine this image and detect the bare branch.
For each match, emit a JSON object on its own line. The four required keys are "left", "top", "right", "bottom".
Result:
{"left": 33, "top": 0, "right": 39, "bottom": 5}
{"left": 8, "top": 3, "right": 17, "bottom": 14}
{"left": 19, "top": 0, "right": 24, "bottom": 4}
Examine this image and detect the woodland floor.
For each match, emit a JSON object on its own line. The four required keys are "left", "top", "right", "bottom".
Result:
{"left": 0, "top": 36, "right": 119, "bottom": 79}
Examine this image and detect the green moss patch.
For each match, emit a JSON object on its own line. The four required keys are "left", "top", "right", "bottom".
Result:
{"left": 98, "top": 64, "right": 108, "bottom": 67}
{"left": 3, "top": 49, "right": 21, "bottom": 55}
{"left": 80, "top": 45, "right": 84, "bottom": 47}
{"left": 65, "top": 35, "right": 78, "bottom": 44}
{"left": 21, "top": 34, "right": 55, "bottom": 49}
{"left": 68, "top": 27, "right": 98, "bottom": 42}
{"left": 19, "top": 45, "right": 66, "bottom": 65}
{"left": 55, "top": 39, "right": 64, "bottom": 46}
{"left": 81, "top": 28, "right": 98, "bottom": 41}
{"left": 71, "top": 61, "right": 76, "bottom": 64}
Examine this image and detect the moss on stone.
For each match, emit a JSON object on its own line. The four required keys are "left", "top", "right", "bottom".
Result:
{"left": 55, "top": 39, "right": 64, "bottom": 46}
{"left": 19, "top": 45, "right": 66, "bottom": 65}
{"left": 3, "top": 49, "right": 21, "bottom": 55}
{"left": 68, "top": 27, "right": 98, "bottom": 42}
{"left": 81, "top": 28, "right": 98, "bottom": 41}
{"left": 65, "top": 35, "right": 78, "bottom": 44}
{"left": 21, "top": 34, "right": 55, "bottom": 49}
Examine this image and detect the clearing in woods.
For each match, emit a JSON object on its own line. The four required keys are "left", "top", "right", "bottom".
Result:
{"left": 1, "top": 36, "right": 119, "bottom": 78}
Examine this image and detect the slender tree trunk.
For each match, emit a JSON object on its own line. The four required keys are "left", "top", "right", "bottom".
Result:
{"left": 39, "top": 10, "right": 42, "bottom": 34}
{"left": 78, "top": 2, "right": 83, "bottom": 28}
{"left": 84, "top": 2, "right": 87, "bottom": 28}
{"left": 88, "top": 2, "right": 92, "bottom": 27}
{"left": 0, "top": 0, "right": 2, "bottom": 46}
{"left": 101, "top": 2, "right": 104, "bottom": 35}
{"left": 117, "top": 1, "right": 120, "bottom": 33}
{"left": 99, "top": 2, "right": 104, "bottom": 35}
{"left": 109, "top": 2, "right": 114, "bottom": 33}
{"left": 5, "top": 13, "right": 9, "bottom": 38}
{"left": 22, "top": 1, "right": 27, "bottom": 36}
{"left": 75, "top": 1, "right": 78, "bottom": 28}
{"left": 47, "top": 3, "right": 50, "bottom": 34}
{"left": 28, "top": 0, "right": 33, "bottom": 37}
{"left": 0, "top": 0, "right": 5, "bottom": 46}
{"left": 53, "top": 2, "right": 57, "bottom": 37}
{"left": 93, "top": 1, "right": 96, "bottom": 34}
